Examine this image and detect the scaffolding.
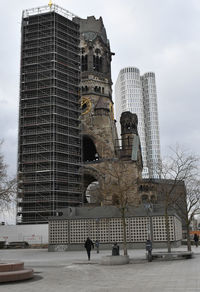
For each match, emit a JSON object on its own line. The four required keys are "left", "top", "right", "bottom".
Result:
{"left": 17, "top": 6, "right": 82, "bottom": 224}
{"left": 23, "top": 4, "right": 79, "bottom": 20}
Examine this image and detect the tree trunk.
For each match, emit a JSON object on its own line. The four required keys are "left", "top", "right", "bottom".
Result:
{"left": 121, "top": 208, "right": 127, "bottom": 256}
{"left": 186, "top": 221, "right": 192, "bottom": 252}
{"left": 165, "top": 206, "right": 171, "bottom": 253}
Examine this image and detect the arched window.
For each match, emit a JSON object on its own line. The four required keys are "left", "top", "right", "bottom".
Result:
{"left": 81, "top": 86, "right": 88, "bottom": 93}
{"left": 81, "top": 55, "right": 88, "bottom": 71}
{"left": 83, "top": 136, "right": 98, "bottom": 162}
{"left": 141, "top": 194, "right": 148, "bottom": 202}
{"left": 85, "top": 181, "right": 102, "bottom": 204}
{"left": 93, "top": 55, "right": 102, "bottom": 72}
{"left": 94, "top": 86, "right": 101, "bottom": 93}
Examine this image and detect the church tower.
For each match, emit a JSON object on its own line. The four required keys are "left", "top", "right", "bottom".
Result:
{"left": 73, "top": 16, "right": 142, "bottom": 203}
{"left": 74, "top": 16, "right": 118, "bottom": 162}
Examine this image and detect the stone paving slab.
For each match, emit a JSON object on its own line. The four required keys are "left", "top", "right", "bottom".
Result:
{"left": 0, "top": 247, "right": 200, "bottom": 291}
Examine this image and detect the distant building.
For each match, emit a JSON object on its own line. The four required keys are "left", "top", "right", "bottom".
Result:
{"left": 48, "top": 178, "right": 186, "bottom": 251}
{"left": 115, "top": 67, "right": 161, "bottom": 178}
{"left": 17, "top": 4, "right": 82, "bottom": 224}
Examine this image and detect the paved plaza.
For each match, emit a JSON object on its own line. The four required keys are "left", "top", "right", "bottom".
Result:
{"left": 1, "top": 246, "right": 200, "bottom": 291}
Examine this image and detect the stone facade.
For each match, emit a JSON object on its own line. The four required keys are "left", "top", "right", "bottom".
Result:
{"left": 73, "top": 16, "right": 143, "bottom": 204}
{"left": 74, "top": 16, "right": 118, "bottom": 160}
{"left": 72, "top": 16, "right": 187, "bottom": 223}
{"left": 83, "top": 160, "right": 141, "bottom": 205}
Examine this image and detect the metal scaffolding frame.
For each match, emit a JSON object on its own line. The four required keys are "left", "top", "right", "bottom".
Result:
{"left": 23, "top": 4, "right": 79, "bottom": 20}
{"left": 17, "top": 7, "right": 82, "bottom": 224}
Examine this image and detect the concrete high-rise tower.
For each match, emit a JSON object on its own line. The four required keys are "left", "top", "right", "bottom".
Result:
{"left": 17, "top": 5, "right": 82, "bottom": 224}
{"left": 141, "top": 72, "right": 161, "bottom": 178}
{"left": 115, "top": 67, "right": 161, "bottom": 178}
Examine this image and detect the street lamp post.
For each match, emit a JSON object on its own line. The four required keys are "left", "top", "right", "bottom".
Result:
{"left": 143, "top": 201, "right": 153, "bottom": 241}
{"left": 143, "top": 201, "right": 153, "bottom": 262}
{"left": 96, "top": 218, "right": 100, "bottom": 253}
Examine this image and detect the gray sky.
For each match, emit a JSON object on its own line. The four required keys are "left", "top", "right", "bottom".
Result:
{"left": 0, "top": 0, "right": 200, "bottom": 179}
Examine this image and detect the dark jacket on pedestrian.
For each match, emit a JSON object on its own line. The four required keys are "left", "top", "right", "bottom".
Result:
{"left": 194, "top": 233, "right": 199, "bottom": 242}
{"left": 84, "top": 237, "right": 94, "bottom": 251}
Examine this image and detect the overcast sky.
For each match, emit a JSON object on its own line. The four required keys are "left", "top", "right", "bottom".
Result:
{"left": 0, "top": 0, "right": 200, "bottom": 179}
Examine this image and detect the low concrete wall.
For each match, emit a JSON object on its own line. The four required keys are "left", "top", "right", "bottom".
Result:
{"left": 100, "top": 255, "right": 130, "bottom": 265}
{"left": 48, "top": 240, "right": 182, "bottom": 252}
{"left": 152, "top": 251, "right": 193, "bottom": 260}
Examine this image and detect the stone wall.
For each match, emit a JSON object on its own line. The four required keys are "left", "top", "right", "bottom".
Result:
{"left": 83, "top": 160, "right": 142, "bottom": 205}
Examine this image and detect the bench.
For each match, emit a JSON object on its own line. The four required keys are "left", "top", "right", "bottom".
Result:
{"left": 152, "top": 251, "right": 193, "bottom": 261}
{"left": 7, "top": 241, "right": 29, "bottom": 249}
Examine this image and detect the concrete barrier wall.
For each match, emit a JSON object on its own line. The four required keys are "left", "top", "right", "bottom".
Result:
{"left": 48, "top": 240, "right": 182, "bottom": 252}
{"left": 0, "top": 224, "right": 48, "bottom": 244}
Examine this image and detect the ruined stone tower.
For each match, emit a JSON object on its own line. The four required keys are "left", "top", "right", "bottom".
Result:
{"left": 120, "top": 111, "right": 142, "bottom": 163}
{"left": 73, "top": 16, "right": 142, "bottom": 203}
{"left": 74, "top": 16, "right": 118, "bottom": 161}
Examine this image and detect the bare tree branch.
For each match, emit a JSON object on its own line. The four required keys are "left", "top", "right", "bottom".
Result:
{"left": 158, "top": 144, "right": 200, "bottom": 252}
{"left": 87, "top": 159, "right": 140, "bottom": 256}
{"left": 0, "top": 140, "right": 17, "bottom": 214}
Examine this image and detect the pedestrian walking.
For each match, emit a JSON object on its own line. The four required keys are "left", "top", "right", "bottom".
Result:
{"left": 194, "top": 233, "right": 199, "bottom": 247}
{"left": 95, "top": 240, "right": 100, "bottom": 253}
{"left": 84, "top": 237, "right": 94, "bottom": 260}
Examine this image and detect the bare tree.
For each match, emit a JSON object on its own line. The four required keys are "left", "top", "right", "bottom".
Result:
{"left": 158, "top": 145, "right": 199, "bottom": 252}
{"left": 0, "top": 140, "right": 16, "bottom": 215}
{"left": 92, "top": 160, "right": 140, "bottom": 256}
{"left": 174, "top": 178, "right": 200, "bottom": 251}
